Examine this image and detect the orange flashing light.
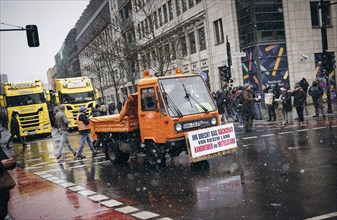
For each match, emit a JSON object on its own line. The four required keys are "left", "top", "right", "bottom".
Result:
{"left": 143, "top": 70, "right": 151, "bottom": 78}
{"left": 175, "top": 68, "right": 182, "bottom": 75}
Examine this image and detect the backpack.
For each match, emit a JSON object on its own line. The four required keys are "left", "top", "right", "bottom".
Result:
{"left": 310, "top": 86, "right": 321, "bottom": 99}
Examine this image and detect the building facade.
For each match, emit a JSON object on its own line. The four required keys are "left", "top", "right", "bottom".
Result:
{"left": 55, "top": 0, "right": 336, "bottom": 104}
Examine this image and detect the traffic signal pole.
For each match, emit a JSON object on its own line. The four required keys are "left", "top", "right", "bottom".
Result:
{"left": 226, "top": 35, "right": 232, "bottom": 82}
{"left": 320, "top": 0, "right": 333, "bottom": 113}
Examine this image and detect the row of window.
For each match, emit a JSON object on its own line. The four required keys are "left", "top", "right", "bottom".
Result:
{"left": 137, "top": 0, "right": 202, "bottom": 40}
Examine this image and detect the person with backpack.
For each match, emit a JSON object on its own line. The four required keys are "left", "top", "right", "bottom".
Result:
{"left": 309, "top": 80, "right": 325, "bottom": 118}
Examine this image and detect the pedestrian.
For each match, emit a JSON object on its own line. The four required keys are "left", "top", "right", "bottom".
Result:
{"left": 242, "top": 84, "right": 258, "bottom": 132}
{"left": 253, "top": 85, "right": 263, "bottom": 120}
{"left": 0, "top": 146, "right": 16, "bottom": 220}
{"left": 280, "top": 86, "right": 293, "bottom": 123}
{"left": 5, "top": 110, "right": 28, "bottom": 149}
{"left": 308, "top": 80, "right": 325, "bottom": 118}
{"left": 117, "top": 100, "right": 123, "bottom": 113}
{"left": 108, "top": 102, "right": 115, "bottom": 115}
{"left": 299, "top": 77, "right": 309, "bottom": 105}
{"left": 233, "top": 86, "right": 244, "bottom": 126}
{"left": 54, "top": 104, "right": 77, "bottom": 159}
{"left": 76, "top": 106, "right": 97, "bottom": 159}
{"left": 265, "top": 88, "right": 277, "bottom": 122}
{"left": 100, "top": 103, "right": 108, "bottom": 116}
{"left": 292, "top": 83, "right": 307, "bottom": 125}
{"left": 91, "top": 104, "right": 102, "bottom": 117}
{"left": 215, "top": 90, "right": 227, "bottom": 123}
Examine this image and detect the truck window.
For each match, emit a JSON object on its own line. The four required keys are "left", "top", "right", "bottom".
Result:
{"left": 141, "top": 88, "right": 157, "bottom": 111}
{"left": 6, "top": 93, "right": 46, "bottom": 107}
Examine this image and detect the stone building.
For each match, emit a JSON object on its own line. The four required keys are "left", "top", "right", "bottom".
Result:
{"left": 60, "top": 0, "right": 336, "bottom": 103}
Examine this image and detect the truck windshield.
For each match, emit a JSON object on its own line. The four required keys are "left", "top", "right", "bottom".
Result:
{"left": 6, "top": 93, "right": 46, "bottom": 107}
{"left": 159, "top": 75, "right": 216, "bottom": 117}
{"left": 60, "top": 91, "right": 95, "bottom": 104}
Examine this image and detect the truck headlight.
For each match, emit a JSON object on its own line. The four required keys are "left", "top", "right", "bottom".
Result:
{"left": 175, "top": 123, "right": 182, "bottom": 132}
{"left": 211, "top": 117, "right": 217, "bottom": 125}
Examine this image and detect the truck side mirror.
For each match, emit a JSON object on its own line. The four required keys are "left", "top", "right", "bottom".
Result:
{"left": 45, "top": 90, "right": 51, "bottom": 102}
{"left": 95, "top": 89, "right": 99, "bottom": 100}
{"left": 55, "top": 93, "right": 60, "bottom": 104}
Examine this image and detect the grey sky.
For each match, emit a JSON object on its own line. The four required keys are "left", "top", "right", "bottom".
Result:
{"left": 0, "top": 0, "right": 89, "bottom": 85}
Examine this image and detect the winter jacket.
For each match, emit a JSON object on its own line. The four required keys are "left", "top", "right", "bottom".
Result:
{"left": 9, "top": 116, "right": 20, "bottom": 135}
{"left": 54, "top": 111, "right": 70, "bottom": 131}
{"left": 292, "top": 88, "right": 307, "bottom": 107}
{"left": 281, "top": 91, "right": 292, "bottom": 112}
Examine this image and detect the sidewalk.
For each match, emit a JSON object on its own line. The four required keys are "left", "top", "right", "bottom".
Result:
{"left": 7, "top": 168, "right": 137, "bottom": 220}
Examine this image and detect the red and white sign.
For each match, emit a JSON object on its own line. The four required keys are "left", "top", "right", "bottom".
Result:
{"left": 187, "top": 123, "right": 237, "bottom": 159}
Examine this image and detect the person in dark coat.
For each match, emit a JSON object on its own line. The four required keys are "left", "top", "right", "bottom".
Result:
{"left": 299, "top": 77, "right": 309, "bottom": 105}
{"left": 242, "top": 84, "right": 258, "bottom": 132}
{"left": 0, "top": 146, "right": 16, "bottom": 219}
{"left": 280, "top": 86, "right": 293, "bottom": 123}
{"left": 292, "top": 83, "right": 307, "bottom": 124}
{"left": 5, "top": 110, "right": 28, "bottom": 149}
{"left": 309, "top": 80, "right": 325, "bottom": 118}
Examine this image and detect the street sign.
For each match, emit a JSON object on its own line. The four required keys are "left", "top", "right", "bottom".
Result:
{"left": 232, "top": 52, "right": 246, "bottom": 58}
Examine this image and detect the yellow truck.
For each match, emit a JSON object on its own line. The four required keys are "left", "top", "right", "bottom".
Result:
{"left": 90, "top": 70, "right": 237, "bottom": 167}
{"left": 0, "top": 80, "right": 52, "bottom": 137}
{"left": 55, "top": 77, "right": 98, "bottom": 129}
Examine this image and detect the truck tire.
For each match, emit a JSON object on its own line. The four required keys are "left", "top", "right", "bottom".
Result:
{"left": 145, "top": 142, "right": 166, "bottom": 167}
{"left": 106, "top": 139, "right": 130, "bottom": 164}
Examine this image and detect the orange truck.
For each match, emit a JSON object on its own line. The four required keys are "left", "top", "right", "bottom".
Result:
{"left": 89, "top": 70, "right": 237, "bottom": 166}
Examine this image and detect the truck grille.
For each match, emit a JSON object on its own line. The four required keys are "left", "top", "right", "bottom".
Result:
{"left": 18, "top": 112, "right": 41, "bottom": 132}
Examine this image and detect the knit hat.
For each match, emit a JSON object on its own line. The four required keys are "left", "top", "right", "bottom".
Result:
{"left": 79, "top": 106, "right": 87, "bottom": 112}
{"left": 60, "top": 104, "right": 65, "bottom": 111}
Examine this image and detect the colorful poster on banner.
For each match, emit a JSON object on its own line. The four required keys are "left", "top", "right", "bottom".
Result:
{"left": 186, "top": 123, "right": 237, "bottom": 159}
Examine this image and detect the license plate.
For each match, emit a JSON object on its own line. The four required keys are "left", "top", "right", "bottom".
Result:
{"left": 183, "top": 122, "right": 200, "bottom": 129}
{"left": 28, "top": 131, "right": 36, "bottom": 135}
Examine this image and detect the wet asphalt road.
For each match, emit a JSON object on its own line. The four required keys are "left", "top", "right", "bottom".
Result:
{"left": 2, "top": 116, "right": 337, "bottom": 220}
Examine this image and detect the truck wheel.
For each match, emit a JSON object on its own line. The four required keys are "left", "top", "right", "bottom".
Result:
{"left": 145, "top": 142, "right": 166, "bottom": 167}
{"left": 105, "top": 139, "right": 129, "bottom": 164}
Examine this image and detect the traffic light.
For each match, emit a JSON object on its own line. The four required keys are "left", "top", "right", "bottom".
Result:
{"left": 26, "top": 25, "right": 40, "bottom": 47}
{"left": 329, "top": 54, "right": 336, "bottom": 71}
{"left": 219, "top": 66, "right": 231, "bottom": 82}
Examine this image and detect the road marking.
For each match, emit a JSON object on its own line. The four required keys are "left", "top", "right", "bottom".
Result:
{"left": 68, "top": 185, "right": 86, "bottom": 192}
{"left": 242, "top": 136, "right": 257, "bottom": 140}
{"left": 116, "top": 206, "right": 140, "bottom": 214}
{"left": 296, "top": 129, "right": 310, "bottom": 132}
{"left": 59, "top": 182, "right": 76, "bottom": 188}
{"left": 312, "top": 127, "right": 326, "bottom": 130}
{"left": 101, "top": 199, "right": 123, "bottom": 207}
{"left": 278, "top": 131, "right": 293, "bottom": 135}
{"left": 78, "top": 190, "right": 96, "bottom": 196}
{"left": 88, "top": 194, "right": 109, "bottom": 202}
{"left": 305, "top": 212, "right": 337, "bottom": 220}
{"left": 331, "top": 125, "right": 337, "bottom": 128}
{"left": 132, "top": 211, "right": 160, "bottom": 219}
{"left": 261, "top": 134, "right": 274, "bottom": 137}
